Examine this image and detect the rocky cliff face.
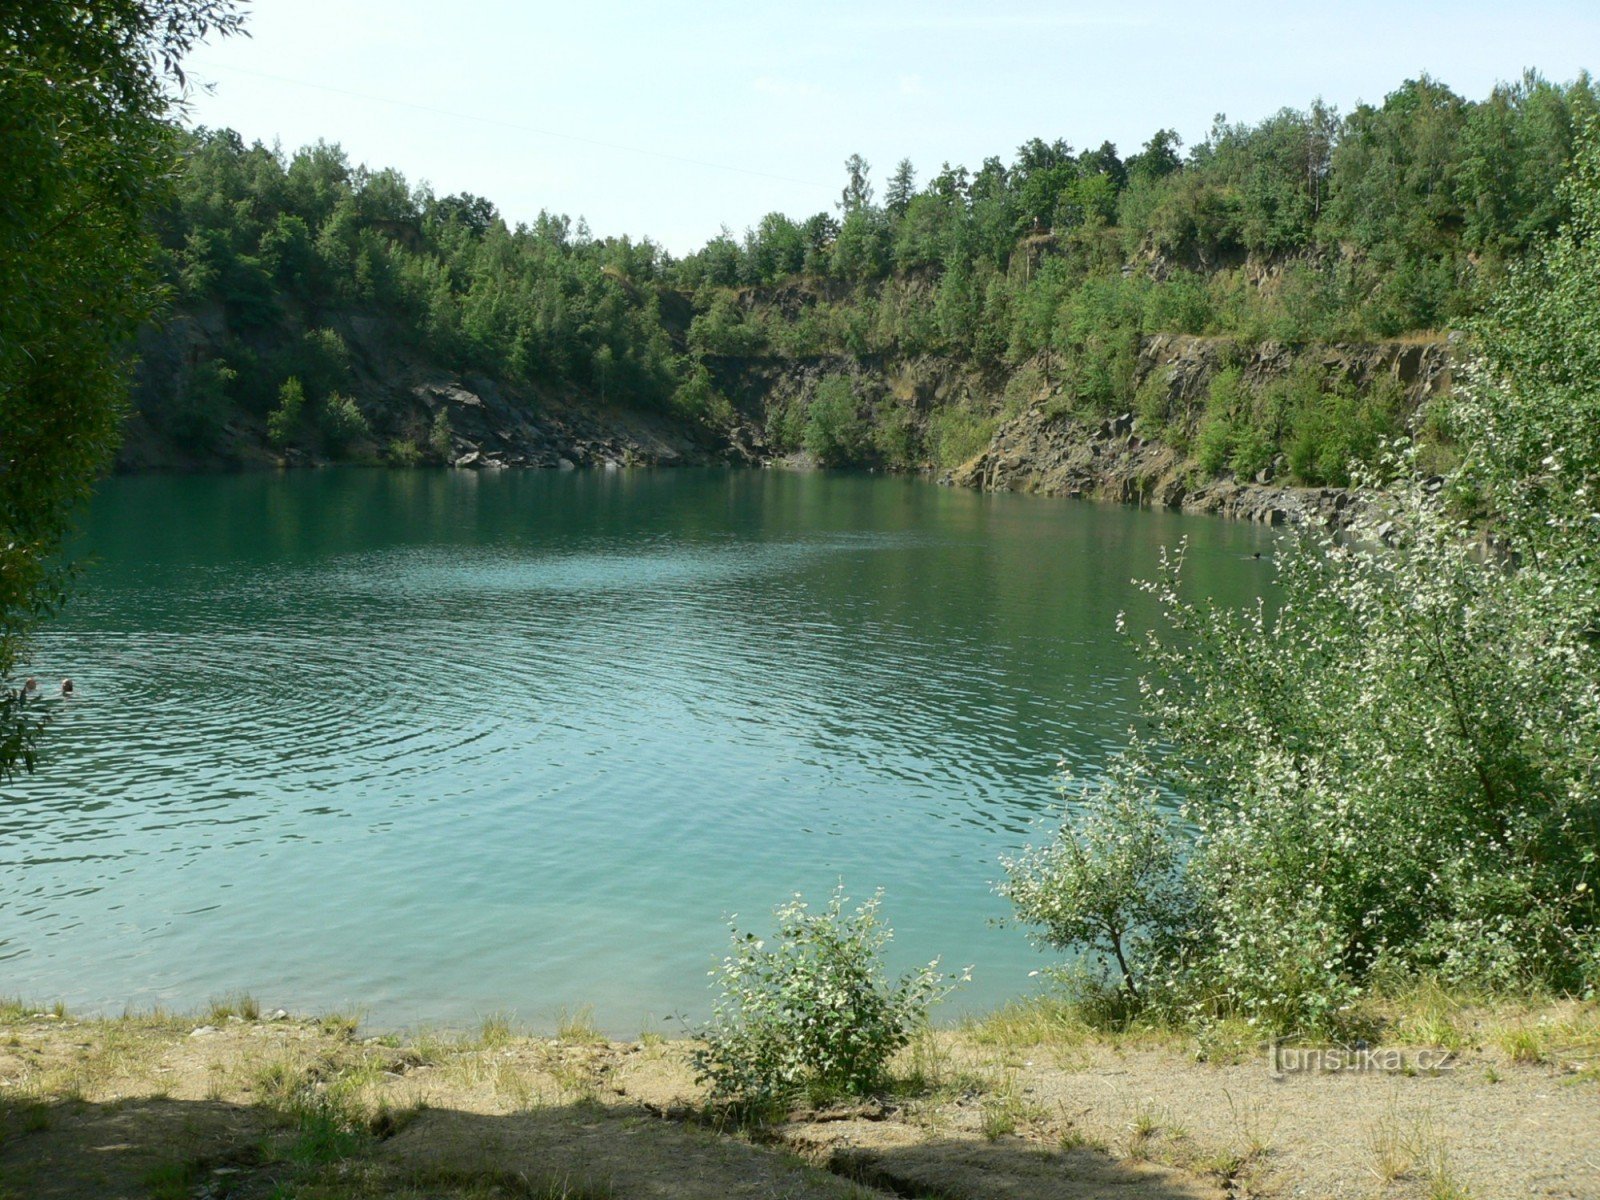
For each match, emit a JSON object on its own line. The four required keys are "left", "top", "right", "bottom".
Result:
{"left": 117, "top": 307, "right": 733, "bottom": 473}
{"left": 946, "top": 334, "right": 1453, "bottom": 530}
{"left": 120, "top": 298, "right": 1452, "bottom": 536}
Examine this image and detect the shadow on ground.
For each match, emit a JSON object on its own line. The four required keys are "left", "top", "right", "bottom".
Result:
{"left": 0, "top": 1092, "right": 1223, "bottom": 1200}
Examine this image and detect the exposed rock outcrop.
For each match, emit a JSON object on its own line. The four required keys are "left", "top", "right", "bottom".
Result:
{"left": 946, "top": 334, "right": 1451, "bottom": 531}
{"left": 116, "top": 308, "right": 737, "bottom": 473}
{"left": 120, "top": 293, "right": 1452, "bottom": 538}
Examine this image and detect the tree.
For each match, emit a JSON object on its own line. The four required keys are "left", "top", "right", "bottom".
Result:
{"left": 1002, "top": 122, "right": 1600, "bottom": 1030}
{"left": 428, "top": 191, "right": 499, "bottom": 238}
{"left": 1125, "top": 129, "right": 1183, "bottom": 185}
{"left": 837, "top": 153, "right": 874, "bottom": 214}
{"left": 1000, "top": 758, "right": 1191, "bottom": 1004}
{"left": 0, "top": 1, "right": 245, "bottom": 777}
{"left": 267, "top": 377, "right": 307, "bottom": 449}
{"left": 804, "top": 375, "right": 869, "bottom": 465}
{"left": 885, "top": 158, "right": 917, "bottom": 217}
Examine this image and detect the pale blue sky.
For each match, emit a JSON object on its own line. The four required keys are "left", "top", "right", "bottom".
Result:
{"left": 183, "top": 0, "right": 1597, "bottom": 254}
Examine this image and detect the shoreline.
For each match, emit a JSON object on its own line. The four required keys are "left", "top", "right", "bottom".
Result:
{"left": 106, "top": 449, "right": 1381, "bottom": 540}
{"left": 4, "top": 990, "right": 1595, "bottom": 1199}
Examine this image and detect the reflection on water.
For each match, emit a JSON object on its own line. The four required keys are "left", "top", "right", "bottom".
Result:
{"left": 1, "top": 469, "right": 1273, "bottom": 1031}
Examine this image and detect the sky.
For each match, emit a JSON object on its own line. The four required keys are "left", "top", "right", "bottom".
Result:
{"left": 181, "top": 0, "right": 1599, "bottom": 255}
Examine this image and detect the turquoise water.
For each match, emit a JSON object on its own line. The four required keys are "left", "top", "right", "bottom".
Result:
{"left": 1, "top": 469, "right": 1272, "bottom": 1033}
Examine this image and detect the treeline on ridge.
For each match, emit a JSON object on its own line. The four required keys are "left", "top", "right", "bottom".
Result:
{"left": 146, "top": 71, "right": 1596, "bottom": 482}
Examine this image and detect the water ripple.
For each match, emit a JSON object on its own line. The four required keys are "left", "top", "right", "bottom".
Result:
{"left": 1, "top": 469, "right": 1272, "bottom": 1031}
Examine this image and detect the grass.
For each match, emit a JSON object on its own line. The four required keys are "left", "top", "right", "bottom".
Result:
{"left": 250, "top": 1163, "right": 620, "bottom": 1200}
{"left": 1348, "top": 978, "right": 1600, "bottom": 1070}
{"left": 0, "top": 998, "right": 68, "bottom": 1025}
{"left": 976, "top": 1072, "right": 1047, "bottom": 1141}
{"left": 554, "top": 1006, "right": 602, "bottom": 1045}
{"left": 317, "top": 1010, "right": 362, "bottom": 1040}
{"left": 207, "top": 992, "right": 262, "bottom": 1023}
{"left": 409, "top": 1027, "right": 457, "bottom": 1067}
{"left": 893, "top": 1027, "right": 963, "bottom": 1096}
{"left": 1497, "top": 1024, "right": 1544, "bottom": 1064}
{"left": 978, "top": 1093, "right": 1021, "bottom": 1141}
{"left": 477, "top": 1012, "right": 516, "bottom": 1049}
{"left": 143, "top": 1158, "right": 204, "bottom": 1200}
{"left": 1057, "top": 1125, "right": 1106, "bottom": 1153}
{"left": 1123, "top": 1101, "right": 1161, "bottom": 1161}
{"left": 1365, "top": 1102, "right": 1471, "bottom": 1194}
{"left": 962, "top": 980, "right": 1600, "bottom": 1084}
{"left": 1221, "top": 1089, "right": 1276, "bottom": 1164}
{"left": 963, "top": 997, "right": 1098, "bottom": 1053}
{"left": 252, "top": 1053, "right": 425, "bottom": 1169}
{"left": 394, "top": 1168, "right": 620, "bottom": 1199}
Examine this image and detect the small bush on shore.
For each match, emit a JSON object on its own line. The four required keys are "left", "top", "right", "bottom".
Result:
{"left": 1000, "top": 757, "right": 1193, "bottom": 1010}
{"left": 694, "top": 888, "right": 962, "bottom": 1113}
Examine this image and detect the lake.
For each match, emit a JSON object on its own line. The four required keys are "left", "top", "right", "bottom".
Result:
{"left": 1, "top": 469, "right": 1273, "bottom": 1033}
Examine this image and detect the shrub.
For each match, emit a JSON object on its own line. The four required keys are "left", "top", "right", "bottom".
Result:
{"left": 319, "top": 392, "right": 370, "bottom": 456}
{"left": 385, "top": 437, "right": 421, "bottom": 465}
{"left": 161, "top": 356, "right": 236, "bottom": 452}
{"left": 1193, "top": 366, "right": 1245, "bottom": 475}
{"left": 870, "top": 394, "right": 921, "bottom": 468}
{"left": 694, "top": 888, "right": 960, "bottom": 1111}
{"left": 803, "top": 374, "right": 869, "bottom": 466}
{"left": 267, "top": 376, "right": 306, "bottom": 449}
{"left": 927, "top": 405, "right": 996, "bottom": 470}
{"left": 1002, "top": 115, "right": 1600, "bottom": 1022}
{"left": 1227, "top": 421, "right": 1275, "bottom": 479}
{"left": 1132, "top": 369, "right": 1173, "bottom": 436}
{"left": 428, "top": 407, "right": 454, "bottom": 460}
{"left": 687, "top": 292, "right": 765, "bottom": 357}
{"left": 670, "top": 361, "right": 735, "bottom": 427}
{"left": 1286, "top": 376, "right": 1401, "bottom": 486}
{"left": 1142, "top": 269, "right": 1214, "bottom": 334}
{"left": 999, "top": 757, "right": 1193, "bottom": 1006}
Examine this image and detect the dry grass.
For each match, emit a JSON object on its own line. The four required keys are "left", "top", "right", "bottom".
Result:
{"left": 3, "top": 989, "right": 1592, "bottom": 1200}
{"left": 962, "top": 997, "right": 1099, "bottom": 1054}
{"left": 554, "top": 1006, "right": 603, "bottom": 1045}
{"left": 1364, "top": 1102, "right": 1472, "bottom": 1196}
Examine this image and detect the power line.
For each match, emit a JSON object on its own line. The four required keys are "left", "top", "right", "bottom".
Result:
{"left": 185, "top": 60, "right": 830, "bottom": 192}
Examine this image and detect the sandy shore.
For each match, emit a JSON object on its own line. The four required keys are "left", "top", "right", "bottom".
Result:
{"left": 1, "top": 997, "right": 1596, "bottom": 1199}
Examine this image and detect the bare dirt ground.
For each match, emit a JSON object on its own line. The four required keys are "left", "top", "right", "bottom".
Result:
{"left": 0, "top": 1000, "right": 1595, "bottom": 1200}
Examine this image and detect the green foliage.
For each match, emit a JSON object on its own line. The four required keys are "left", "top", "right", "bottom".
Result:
{"left": 688, "top": 292, "right": 765, "bottom": 357}
{"left": 928, "top": 405, "right": 997, "bottom": 471}
{"left": 162, "top": 357, "right": 237, "bottom": 452}
{"left": 1463, "top": 109, "right": 1600, "bottom": 548}
{"left": 671, "top": 361, "right": 735, "bottom": 427}
{"left": 1286, "top": 376, "right": 1401, "bottom": 486}
{"left": 136, "top": 70, "right": 1600, "bottom": 492}
{"left": 1003, "top": 122, "right": 1600, "bottom": 1032}
{"left": 803, "top": 375, "right": 869, "bottom": 466}
{"left": 763, "top": 396, "right": 806, "bottom": 455}
{"left": 268, "top": 377, "right": 307, "bottom": 450}
{"left": 1000, "top": 758, "right": 1192, "bottom": 1003}
{"left": 122, "top": 67, "right": 1600, "bottom": 500}
{"left": 319, "top": 393, "right": 370, "bottom": 457}
{"left": 150, "top": 127, "right": 687, "bottom": 433}
{"left": 1133, "top": 369, "right": 1174, "bottom": 435}
{"left": 386, "top": 438, "right": 422, "bottom": 465}
{"left": 870, "top": 395, "right": 921, "bottom": 468}
{"left": 428, "top": 408, "right": 454, "bottom": 460}
{"left": 1193, "top": 367, "right": 1246, "bottom": 475}
{"left": 694, "top": 888, "right": 959, "bottom": 1111}
{"left": 0, "top": 3, "right": 245, "bottom": 776}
